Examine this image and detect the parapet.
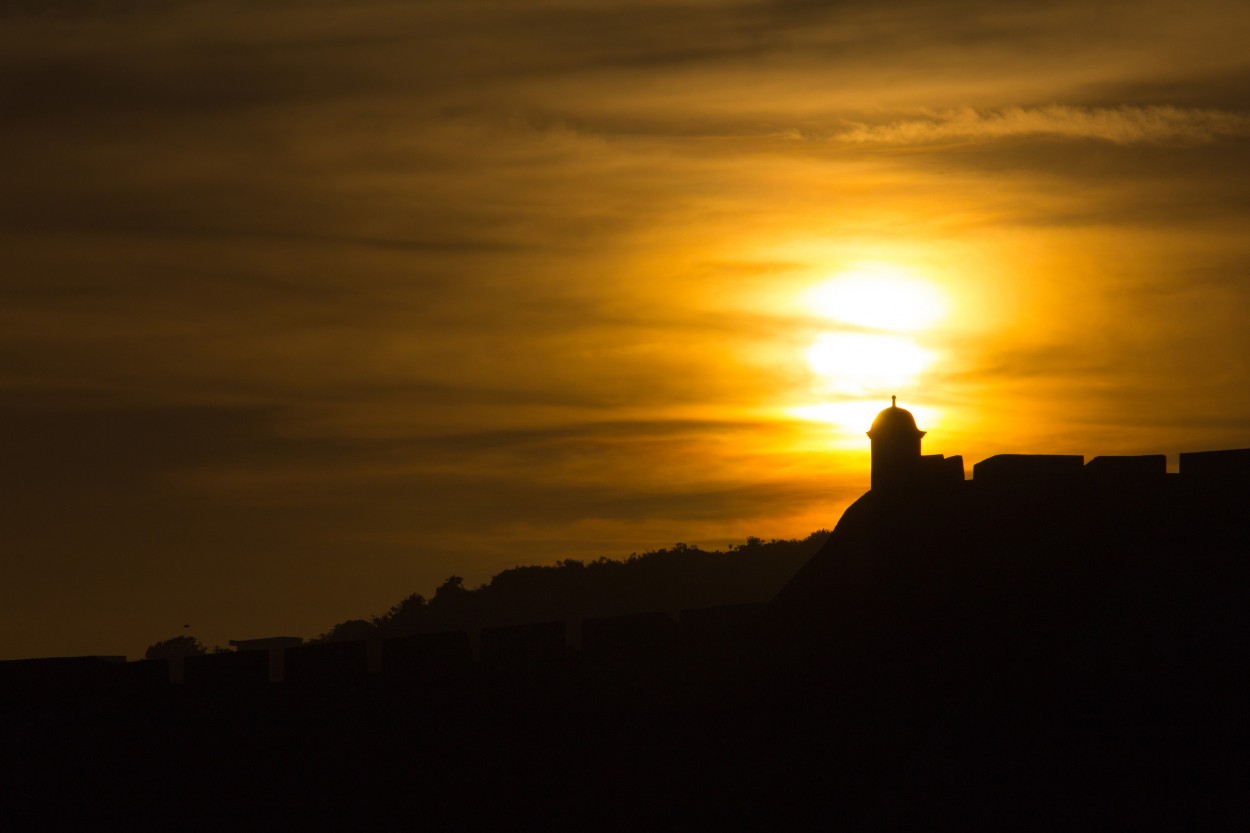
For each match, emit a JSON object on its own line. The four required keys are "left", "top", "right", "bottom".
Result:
{"left": 0, "top": 655, "right": 127, "bottom": 695}
{"left": 285, "top": 640, "right": 369, "bottom": 686}
{"left": 582, "top": 612, "right": 680, "bottom": 661}
{"left": 1179, "top": 448, "right": 1250, "bottom": 485}
{"left": 922, "top": 453, "right": 965, "bottom": 483}
{"left": 184, "top": 649, "right": 270, "bottom": 688}
{"left": 381, "top": 631, "right": 474, "bottom": 679}
{"left": 480, "top": 621, "right": 568, "bottom": 672}
{"left": 972, "top": 454, "right": 1084, "bottom": 485}
{"left": 225, "top": 636, "right": 303, "bottom": 682}
{"left": 1084, "top": 454, "right": 1167, "bottom": 480}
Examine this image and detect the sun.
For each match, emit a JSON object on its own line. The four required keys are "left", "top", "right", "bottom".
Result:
{"left": 805, "top": 332, "right": 934, "bottom": 394}
{"left": 803, "top": 263, "right": 948, "bottom": 333}
{"left": 792, "top": 263, "right": 950, "bottom": 429}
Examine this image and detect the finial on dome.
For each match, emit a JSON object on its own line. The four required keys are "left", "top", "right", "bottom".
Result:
{"left": 891, "top": 395, "right": 896, "bottom": 407}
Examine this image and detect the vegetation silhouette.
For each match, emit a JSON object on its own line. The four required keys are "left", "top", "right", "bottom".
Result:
{"left": 315, "top": 532, "right": 829, "bottom": 641}
{"left": 143, "top": 634, "right": 207, "bottom": 659}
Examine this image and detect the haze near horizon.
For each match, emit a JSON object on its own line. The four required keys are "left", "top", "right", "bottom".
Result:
{"left": 3, "top": 0, "right": 1250, "bottom": 659}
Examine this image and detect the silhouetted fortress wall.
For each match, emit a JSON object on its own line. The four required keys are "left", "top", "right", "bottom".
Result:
{"left": 0, "top": 603, "right": 775, "bottom": 698}
{"left": 969, "top": 448, "right": 1250, "bottom": 487}
{"left": 5, "top": 449, "right": 1248, "bottom": 701}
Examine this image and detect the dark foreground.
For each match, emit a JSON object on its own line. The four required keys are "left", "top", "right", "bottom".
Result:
{"left": 4, "top": 614, "right": 1246, "bottom": 830}
{"left": 5, "top": 469, "right": 1250, "bottom": 830}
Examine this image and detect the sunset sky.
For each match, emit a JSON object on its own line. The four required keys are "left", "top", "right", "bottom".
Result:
{"left": 4, "top": 0, "right": 1250, "bottom": 659}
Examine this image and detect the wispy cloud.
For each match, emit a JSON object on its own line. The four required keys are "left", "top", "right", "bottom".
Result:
{"left": 835, "top": 105, "right": 1250, "bottom": 146}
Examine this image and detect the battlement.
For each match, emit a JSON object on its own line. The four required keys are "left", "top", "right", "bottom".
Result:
{"left": 866, "top": 399, "right": 1250, "bottom": 492}
{"left": 972, "top": 454, "right": 1084, "bottom": 485}
{"left": 966, "top": 448, "right": 1250, "bottom": 488}
{"left": 1085, "top": 454, "right": 1168, "bottom": 479}
{"left": 1179, "top": 448, "right": 1250, "bottom": 483}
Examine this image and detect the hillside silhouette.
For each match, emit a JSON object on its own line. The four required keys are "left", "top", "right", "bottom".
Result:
{"left": 315, "top": 532, "right": 828, "bottom": 641}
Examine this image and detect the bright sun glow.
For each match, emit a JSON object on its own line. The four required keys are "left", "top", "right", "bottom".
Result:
{"left": 794, "top": 263, "right": 951, "bottom": 437}
{"left": 804, "top": 264, "right": 948, "bottom": 332}
{"left": 805, "top": 333, "right": 934, "bottom": 394}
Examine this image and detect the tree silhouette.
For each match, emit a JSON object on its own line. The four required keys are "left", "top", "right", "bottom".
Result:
{"left": 144, "top": 635, "right": 207, "bottom": 659}
{"left": 314, "top": 531, "right": 832, "bottom": 641}
{"left": 318, "top": 618, "right": 375, "bottom": 643}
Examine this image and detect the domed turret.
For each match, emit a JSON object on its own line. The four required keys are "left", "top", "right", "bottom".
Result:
{"left": 867, "top": 396, "right": 926, "bottom": 491}
{"left": 869, "top": 399, "right": 922, "bottom": 436}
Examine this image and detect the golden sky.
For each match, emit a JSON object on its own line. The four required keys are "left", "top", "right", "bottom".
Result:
{"left": 3, "top": 0, "right": 1250, "bottom": 658}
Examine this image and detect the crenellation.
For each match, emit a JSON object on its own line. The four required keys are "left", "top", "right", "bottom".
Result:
{"left": 1179, "top": 447, "right": 1250, "bottom": 483}
{"left": 1084, "top": 454, "right": 1168, "bottom": 479}
{"left": 971, "top": 454, "right": 1085, "bottom": 485}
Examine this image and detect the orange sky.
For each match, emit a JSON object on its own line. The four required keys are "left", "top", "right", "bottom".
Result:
{"left": 3, "top": 0, "right": 1250, "bottom": 659}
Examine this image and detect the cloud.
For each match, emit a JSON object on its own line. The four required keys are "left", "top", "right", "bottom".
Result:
{"left": 834, "top": 105, "right": 1250, "bottom": 146}
{"left": 3, "top": 0, "right": 1250, "bottom": 660}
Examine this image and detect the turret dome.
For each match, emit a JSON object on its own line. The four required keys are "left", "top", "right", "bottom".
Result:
{"left": 868, "top": 396, "right": 924, "bottom": 438}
